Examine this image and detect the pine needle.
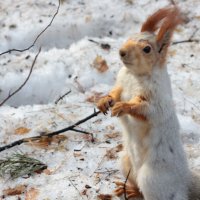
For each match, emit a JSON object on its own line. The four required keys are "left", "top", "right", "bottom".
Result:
{"left": 0, "top": 153, "right": 47, "bottom": 179}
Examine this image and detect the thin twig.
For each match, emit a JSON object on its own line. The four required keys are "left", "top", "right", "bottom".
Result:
{"left": 189, "top": 27, "right": 199, "bottom": 40}
{"left": 172, "top": 39, "right": 199, "bottom": 45}
{"left": 0, "top": 0, "right": 61, "bottom": 56}
{"left": 172, "top": 28, "right": 199, "bottom": 45}
{"left": 55, "top": 89, "right": 71, "bottom": 104}
{"left": 88, "top": 39, "right": 111, "bottom": 50}
{"left": 69, "top": 178, "right": 84, "bottom": 200}
{"left": 0, "top": 110, "right": 101, "bottom": 152}
{"left": 0, "top": 47, "right": 41, "bottom": 106}
{"left": 71, "top": 128, "right": 94, "bottom": 142}
{"left": 124, "top": 168, "right": 131, "bottom": 200}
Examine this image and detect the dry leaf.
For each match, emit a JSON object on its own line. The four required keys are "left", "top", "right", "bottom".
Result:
{"left": 81, "top": 189, "right": 87, "bottom": 195}
{"left": 86, "top": 92, "right": 103, "bottom": 103}
{"left": 115, "top": 144, "right": 123, "bottom": 152}
{"left": 15, "top": 127, "right": 30, "bottom": 135}
{"left": 43, "top": 169, "right": 52, "bottom": 175}
{"left": 28, "top": 135, "right": 68, "bottom": 149}
{"left": 3, "top": 185, "right": 26, "bottom": 196}
{"left": 105, "top": 132, "right": 120, "bottom": 139}
{"left": 73, "top": 152, "right": 82, "bottom": 157}
{"left": 93, "top": 55, "right": 108, "bottom": 73}
{"left": 25, "top": 188, "right": 39, "bottom": 200}
{"left": 97, "top": 194, "right": 112, "bottom": 200}
{"left": 106, "top": 125, "right": 115, "bottom": 131}
{"left": 105, "top": 144, "right": 123, "bottom": 160}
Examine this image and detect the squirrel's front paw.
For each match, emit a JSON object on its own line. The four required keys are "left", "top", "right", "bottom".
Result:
{"left": 111, "top": 102, "right": 131, "bottom": 117}
{"left": 97, "top": 95, "right": 115, "bottom": 114}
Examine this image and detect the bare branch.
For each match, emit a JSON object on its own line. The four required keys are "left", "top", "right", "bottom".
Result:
{"left": 0, "top": 109, "right": 101, "bottom": 152}
{"left": 88, "top": 39, "right": 111, "bottom": 50}
{"left": 124, "top": 168, "right": 131, "bottom": 200}
{"left": 69, "top": 178, "right": 84, "bottom": 200}
{"left": 0, "top": 47, "right": 41, "bottom": 106}
{"left": 172, "top": 39, "right": 199, "bottom": 45}
{"left": 71, "top": 128, "right": 94, "bottom": 142}
{"left": 172, "top": 28, "right": 199, "bottom": 45}
{"left": 0, "top": 0, "right": 61, "bottom": 56}
{"left": 55, "top": 89, "right": 71, "bottom": 104}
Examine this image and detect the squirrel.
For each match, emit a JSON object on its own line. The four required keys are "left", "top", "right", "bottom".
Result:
{"left": 97, "top": 6, "right": 200, "bottom": 200}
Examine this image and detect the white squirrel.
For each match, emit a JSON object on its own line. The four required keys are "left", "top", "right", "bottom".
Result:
{"left": 97, "top": 6, "right": 200, "bottom": 200}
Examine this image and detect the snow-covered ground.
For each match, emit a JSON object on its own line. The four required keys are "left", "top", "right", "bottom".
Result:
{"left": 0, "top": 0, "right": 200, "bottom": 199}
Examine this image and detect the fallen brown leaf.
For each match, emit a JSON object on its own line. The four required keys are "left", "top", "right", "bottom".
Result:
{"left": 105, "top": 144, "right": 123, "bottom": 160}
{"left": 93, "top": 55, "right": 108, "bottom": 73}
{"left": 43, "top": 169, "right": 52, "bottom": 175}
{"left": 3, "top": 185, "right": 26, "bottom": 196}
{"left": 81, "top": 189, "right": 87, "bottom": 195}
{"left": 105, "top": 132, "right": 120, "bottom": 139}
{"left": 15, "top": 127, "right": 30, "bottom": 135}
{"left": 27, "top": 135, "right": 68, "bottom": 149}
{"left": 25, "top": 188, "right": 39, "bottom": 200}
{"left": 97, "top": 194, "right": 112, "bottom": 200}
{"left": 73, "top": 152, "right": 82, "bottom": 157}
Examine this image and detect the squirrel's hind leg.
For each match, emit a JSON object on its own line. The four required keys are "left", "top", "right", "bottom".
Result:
{"left": 114, "top": 152, "right": 143, "bottom": 199}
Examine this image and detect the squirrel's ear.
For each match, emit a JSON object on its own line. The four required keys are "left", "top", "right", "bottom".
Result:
{"left": 156, "top": 7, "right": 183, "bottom": 53}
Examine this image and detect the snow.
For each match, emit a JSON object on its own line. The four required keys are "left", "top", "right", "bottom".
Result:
{"left": 0, "top": 0, "right": 200, "bottom": 199}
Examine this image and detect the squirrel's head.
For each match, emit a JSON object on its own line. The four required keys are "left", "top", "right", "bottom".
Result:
{"left": 119, "top": 6, "right": 183, "bottom": 75}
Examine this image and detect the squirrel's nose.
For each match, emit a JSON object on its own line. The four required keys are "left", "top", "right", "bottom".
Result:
{"left": 119, "top": 49, "right": 127, "bottom": 58}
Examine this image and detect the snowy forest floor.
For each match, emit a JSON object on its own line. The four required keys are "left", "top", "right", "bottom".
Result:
{"left": 0, "top": 0, "right": 200, "bottom": 199}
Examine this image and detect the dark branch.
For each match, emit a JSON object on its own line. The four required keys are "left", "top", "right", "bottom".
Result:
{"left": 88, "top": 39, "right": 111, "bottom": 50}
{"left": 0, "top": 0, "right": 61, "bottom": 56}
{"left": 71, "top": 128, "right": 94, "bottom": 142}
{"left": 172, "top": 28, "right": 199, "bottom": 45}
{"left": 124, "top": 168, "right": 131, "bottom": 200}
{"left": 55, "top": 89, "right": 71, "bottom": 104}
{"left": 172, "top": 39, "right": 199, "bottom": 45}
{"left": 0, "top": 47, "right": 41, "bottom": 106}
{"left": 0, "top": 110, "right": 101, "bottom": 152}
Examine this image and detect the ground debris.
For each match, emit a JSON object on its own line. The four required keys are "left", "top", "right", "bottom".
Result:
{"left": 3, "top": 185, "right": 26, "bottom": 196}
{"left": 106, "top": 144, "right": 123, "bottom": 160}
{"left": 0, "top": 153, "right": 47, "bottom": 179}
{"left": 15, "top": 127, "right": 31, "bottom": 135}
{"left": 25, "top": 187, "right": 39, "bottom": 200}
{"left": 92, "top": 55, "right": 109, "bottom": 73}
{"left": 97, "top": 194, "right": 113, "bottom": 200}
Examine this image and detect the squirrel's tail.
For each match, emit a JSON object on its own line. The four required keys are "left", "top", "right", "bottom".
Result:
{"left": 189, "top": 171, "right": 200, "bottom": 200}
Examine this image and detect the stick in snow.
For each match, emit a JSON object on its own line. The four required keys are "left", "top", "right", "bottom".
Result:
{"left": 0, "top": 110, "right": 101, "bottom": 152}
{"left": 0, "top": 47, "right": 41, "bottom": 106}
{"left": 0, "top": 0, "right": 61, "bottom": 56}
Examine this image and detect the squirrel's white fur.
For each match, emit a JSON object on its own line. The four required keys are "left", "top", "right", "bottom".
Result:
{"left": 117, "top": 31, "right": 200, "bottom": 200}
{"left": 97, "top": 6, "right": 200, "bottom": 200}
{"left": 117, "top": 64, "right": 190, "bottom": 200}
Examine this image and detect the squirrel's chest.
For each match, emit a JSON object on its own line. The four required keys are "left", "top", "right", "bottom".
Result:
{"left": 117, "top": 70, "right": 144, "bottom": 101}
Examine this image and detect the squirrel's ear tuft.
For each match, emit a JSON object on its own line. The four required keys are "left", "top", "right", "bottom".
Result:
{"left": 156, "top": 7, "right": 183, "bottom": 51}
{"left": 141, "top": 7, "right": 173, "bottom": 33}
{"left": 141, "top": 6, "right": 183, "bottom": 53}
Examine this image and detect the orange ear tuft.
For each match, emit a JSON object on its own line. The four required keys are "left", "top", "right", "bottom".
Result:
{"left": 141, "top": 7, "right": 172, "bottom": 33}
{"left": 141, "top": 6, "right": 183, "bottom": 36}
{"left": 156, "top": 7, "right": 183, "bottom": 43}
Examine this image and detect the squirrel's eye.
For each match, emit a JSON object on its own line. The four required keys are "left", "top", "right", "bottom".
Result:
{"left": 143, "top": 46, "right": 151, "bottom": 53}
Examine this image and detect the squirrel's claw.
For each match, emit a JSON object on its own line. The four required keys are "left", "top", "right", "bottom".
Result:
{"left": 111, "top": 102, "right": 129, "bottom": 117}
{"left": 114, "top": 181, "right": 142, "bottom": 198}
{"left": 97, "top": 95, "right": 115, "bottom": 114}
